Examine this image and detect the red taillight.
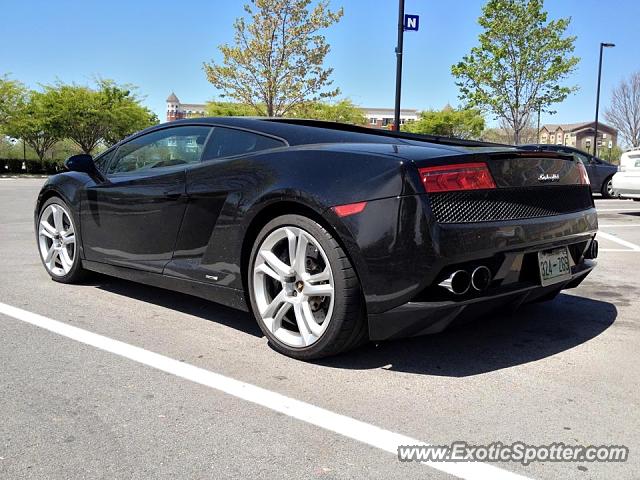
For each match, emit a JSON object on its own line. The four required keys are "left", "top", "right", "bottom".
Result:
{"left": 576, "top": 161, "right": 590, "bottom": 185}
{"left": 418, "top": 162, "right": 496, "bottom": 193}
{"left": 332, "top": 201, "right": 367, "bottom": 217}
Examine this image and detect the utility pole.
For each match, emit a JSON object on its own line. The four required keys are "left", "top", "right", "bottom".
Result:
{"left": 593, "top": 42, "right": 615, "bottom": 155}
{"left": 393, "top": 0, "right": 405, "bottom": 132}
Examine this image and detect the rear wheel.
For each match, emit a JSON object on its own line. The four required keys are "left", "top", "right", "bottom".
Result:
{"left": 601, "top": 177, "right": 615, "bottom": 198}
{"left": 37, "top": 197, "right": 87, "bottom": 283}
{"left": 248, "top": 214, "right": 367, "bottom": 359}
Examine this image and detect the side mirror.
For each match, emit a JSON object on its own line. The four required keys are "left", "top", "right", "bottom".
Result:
{"left": 64, "top": 154, "right": 105, "bottom": 181}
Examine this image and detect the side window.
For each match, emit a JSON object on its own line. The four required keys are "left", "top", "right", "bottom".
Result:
{"left": 202, "top": 127, "right": 285, "bottom": 161}
{"left": 94, "top": 149, "right": 115, "bottom": 173}
{"left": 107, "top": 126, "right": 212, "bottom": 174}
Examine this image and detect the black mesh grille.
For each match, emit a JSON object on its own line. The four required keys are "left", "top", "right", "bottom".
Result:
{"left": 428, "top": 185, "right": 593, "bottom": 223}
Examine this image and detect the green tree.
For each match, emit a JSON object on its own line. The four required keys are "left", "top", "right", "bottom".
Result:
{"left": 0, "top": 75, "right": 27, "bottom": 129}
{"left": 203, "top": 0, "right": 343, "bottom": 117}
{"left": 291, "top": 99, "right": 366, "bottom": 124}
{"left": 100, "top": 81, "right": 159, "bottom": 147}
{"left": 206, "top": 101, "right": 260, "bottom": 117}
{"left": 48, "top": 80, "right": 157, "bottom": 153}
{"left": 451, "top": 0, "right": 579, "bottom": 144}
{"left": 402, "top": 106, "right": 485, "bottom": 139}
{"left": 4, "top": 89, "right": 64, "bottom": 162}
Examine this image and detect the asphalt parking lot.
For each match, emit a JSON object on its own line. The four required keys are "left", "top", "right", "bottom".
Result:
{"left": 1, "top": 178, "right": 639, "bottom": 479}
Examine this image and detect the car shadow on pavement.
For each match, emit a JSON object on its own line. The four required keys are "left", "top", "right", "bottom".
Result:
{"left": 89, "top": 274, "right": 263, "bottom": 338}
{"left": 318, "top": 293, "right": 617, "bottom": 377}
{"left": 87, "top": 274, "right": 617, "bottom": 377}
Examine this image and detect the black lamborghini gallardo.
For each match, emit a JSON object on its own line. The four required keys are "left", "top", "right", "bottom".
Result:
{"left": 35, "top": 118, "right": 598, "bottom": 359}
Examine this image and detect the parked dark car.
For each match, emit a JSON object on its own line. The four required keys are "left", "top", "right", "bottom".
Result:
{"left": 520, "top": 144, "right": 618, "bottom": 197}
{"left": 34, "top": 118, "right": 598, "bottom": 359}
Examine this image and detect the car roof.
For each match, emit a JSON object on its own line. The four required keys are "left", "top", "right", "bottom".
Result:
{"left": 129, "top": 117, "right": 509, "bottom": 151}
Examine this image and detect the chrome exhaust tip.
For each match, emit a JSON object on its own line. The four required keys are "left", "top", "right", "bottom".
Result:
{"left": 438, "top": 270, "right": 471, "bottom": 295}
{"left": 471, "top": 266, "right": 492, "bottom": 291}
{"left": 585, "top": 239, "right": 598, "bottom": 259}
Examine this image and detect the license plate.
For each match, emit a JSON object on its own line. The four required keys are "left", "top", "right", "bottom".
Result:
{"left": 538, "top": 247, "right": 571, "bottom": 286}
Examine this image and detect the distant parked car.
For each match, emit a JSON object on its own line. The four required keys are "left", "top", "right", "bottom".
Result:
{"left": 520, "top": 144, "right": 618, "bottom": 198}
{"left": 611, "top": 149, "right": 640, "bottom": 201}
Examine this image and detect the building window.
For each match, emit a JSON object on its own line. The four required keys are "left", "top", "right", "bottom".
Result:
{"left": 369, "top": 118, "right": 377, "bottom": 125}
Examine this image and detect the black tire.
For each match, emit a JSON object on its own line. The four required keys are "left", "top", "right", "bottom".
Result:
{"left": 601, "top": 177, "right": 614, "bottom": 198}
{"left": 36, "top": 196, "right": 88, "bottom": 283}
{"left": 248, "top": 214, "right": 368, "bottom": 360}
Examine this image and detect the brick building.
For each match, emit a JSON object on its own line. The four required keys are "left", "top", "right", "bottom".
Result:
{"left": 166, "top": 92, "right": 207, "bottom": 122}
{"left": 361, "top": 107, "right": 418, "bottom": 129}
{"left": 539, "top": 121, "right": 618, "bottom": 153}
{"left": 165, "top": 92, "right": 418, "bottom": 129}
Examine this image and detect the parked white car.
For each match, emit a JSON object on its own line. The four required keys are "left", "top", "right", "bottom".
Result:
{"left": 612, "top": 149, "right": 640, "bottom": 201}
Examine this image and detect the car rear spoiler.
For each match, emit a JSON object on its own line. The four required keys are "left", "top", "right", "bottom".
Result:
{"left": 264, "top": 118, "right": 512, "bottom": 148}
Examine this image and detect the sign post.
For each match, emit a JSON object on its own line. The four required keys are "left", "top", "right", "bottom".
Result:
{"left": 393, "top": 2, "right": 419, "bottom": 131}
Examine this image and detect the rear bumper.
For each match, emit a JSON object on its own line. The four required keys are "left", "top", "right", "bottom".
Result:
{"left": 368, "top": 259, "right": 595, "bottom": 341}
{"left": 337, "top": 194, "right": 598, "bottom": 314}
{"left": 611, "top": 172, "right": 640, "bottom": 197}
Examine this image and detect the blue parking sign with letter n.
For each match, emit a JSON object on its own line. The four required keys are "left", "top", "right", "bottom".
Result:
{"left": 404, "top": 14, "right": 419, "bottom": 31}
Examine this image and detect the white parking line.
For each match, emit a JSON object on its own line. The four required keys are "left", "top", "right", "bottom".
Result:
{"left": 598, "top": 225, "right": 640, "bottom": 228}
{"left": 0, "top": 302, "right": 530, "bottom": 480}
{"left": 597, "top": 231, "right": 640, "bottom": 251}
{"left": 596, "top": 208, "right": 640, "bottom": 212}
{"left": 599, "top": 249, "right": 640, "bottom": 252}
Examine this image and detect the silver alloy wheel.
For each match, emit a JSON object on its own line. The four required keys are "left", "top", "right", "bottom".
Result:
{"left": 38, "top": 203, "right": 76, "bottom": 277}
{"left": 606, "top": 179, "right": 614, "bottom": 197}
{"left": 253, "top": 226, "right": 335, "bottom": 348}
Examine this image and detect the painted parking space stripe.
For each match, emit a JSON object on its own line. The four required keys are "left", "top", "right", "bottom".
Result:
{"left": 598, "top": 224, "right": 640, "bottom": 228}
{"left": 597, "top": 231, "right": 640, "bottom": 251}
{"left": 596, "top": 208, "right": 640, "bottom": 212}
{"left": 0, "top": 301, "right": 530, "bottom": 480}
{"left": 599, "top": 249, "right": 640, "bottom": 252}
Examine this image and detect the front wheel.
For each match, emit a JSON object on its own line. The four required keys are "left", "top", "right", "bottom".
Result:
{"left": 248, "top": 214, "right": 367, "bottom": 359}
{"left": 37, "top": 197, "right": 87, "bottom": 283}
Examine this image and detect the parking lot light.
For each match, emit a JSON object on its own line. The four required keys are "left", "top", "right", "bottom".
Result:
{"left": 593, "top": 42, "right": 615, "bottom": 156}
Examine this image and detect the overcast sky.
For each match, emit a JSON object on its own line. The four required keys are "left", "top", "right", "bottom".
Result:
{"left": 2, "top": 0, "right": 638, "bottom": 126}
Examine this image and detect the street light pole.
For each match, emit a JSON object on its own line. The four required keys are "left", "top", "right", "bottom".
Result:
{"left": 593, "top": 42, "right": 615, "bottom": 156}
{"left": 393, "top": 0, "right": 405, "bottom": 132}
{"left": 536, "top": 103, "right": 541, "bottom": 143}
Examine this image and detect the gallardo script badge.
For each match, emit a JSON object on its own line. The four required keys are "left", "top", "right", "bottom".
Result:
{"left": 538, "top": 173, "right": 560, "bottom": 183}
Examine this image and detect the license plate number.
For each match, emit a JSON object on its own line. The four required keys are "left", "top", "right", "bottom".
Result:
{"left": 538, "top": 247, "right": 571, "bottom": 286}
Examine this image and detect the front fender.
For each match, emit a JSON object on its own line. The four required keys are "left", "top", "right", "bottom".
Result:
{"left": 34, "top": 172, "right": 93, "bottom": 259}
